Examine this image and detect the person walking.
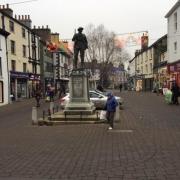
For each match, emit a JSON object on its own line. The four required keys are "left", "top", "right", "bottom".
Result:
{"left": 119, "top": 84, "right": 122, "bottom": 92}
{"left": 171, "top": 82, "right": 179, "bottom": 105}
{"left": 104, "top": 92, "right": 118, "bottom": 130}
{"left": 35, "top": 87, "right": 42, "bottom": 107}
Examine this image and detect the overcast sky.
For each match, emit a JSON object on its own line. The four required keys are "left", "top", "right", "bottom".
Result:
{"left": 1, "top": 0, "right": 178, "bottom": 56}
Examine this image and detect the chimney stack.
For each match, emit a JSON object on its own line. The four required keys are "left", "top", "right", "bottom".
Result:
{"left": 0, "top": 4, "right": 13, "bottom": 17}
{"left": 18, "top": 14, "right": 32, "bottom": 28}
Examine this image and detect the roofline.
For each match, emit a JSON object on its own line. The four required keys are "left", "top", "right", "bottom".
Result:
{"left": 129, "top": 34, "right": 167, "bottom": 62}
{"left": 0, "top": 10, "right": 36, "bottom": 34}
{"left": 165, "top": 0, "right": 180, "bottom": 18}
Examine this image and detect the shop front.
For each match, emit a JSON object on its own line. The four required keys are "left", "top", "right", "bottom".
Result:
{"left": 0, "top": 81, "right": 3, "bottom": 103}
{"left": 167, "top": 61, "right": 180, "bottom": 88}
{"left": 10, "top": 71, "right": 29, "bottom": 100}
{"left": 29, "top": 73, "right": 41, "bottom": 97}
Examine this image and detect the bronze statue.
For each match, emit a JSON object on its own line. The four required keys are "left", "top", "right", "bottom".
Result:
{"left": 72, "top": 27, "right": 88, "bottom": 69}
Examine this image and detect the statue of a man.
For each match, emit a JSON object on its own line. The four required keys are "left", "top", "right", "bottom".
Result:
{"left": 72, "top": 27, "right": 88, "bottom": 69}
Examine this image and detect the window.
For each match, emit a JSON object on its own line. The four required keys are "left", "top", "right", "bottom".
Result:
{"left": 10, "top": 40, "right": 16, "bottom": 54}
{"left": 22, "top": 28, "right": 26, "bottom": 38}
{"left": 22, "top": 45, "right": 26, "bottom": 57}
{"left": 174, "top": 12, "right": 177, "bottom": 32}
{"left": 23, "top": 63, "right": 26, "bottom": 72}
{"left": 11, "top": 60, "right": 16, "bottom": 71}
{"left": 174, "top": 42, "right": 177, "bottom": 53}
{"left": 31, "top": 35, "right": 35, "bottom": 43}
{"left": 146, "top": 64, "right": 148, "bottom": 74}
{"left": 32, "top": 48, "right": 36, "bottom": 59}
{"left": 149, "top": 49, "right": 152, "bottom": 59}
{"left": 0, "top": 57, "right": 2, "bottom": 76}
{"left": 0, "top": 39, "right": 1, "bottom": 50}
{"left": 0, "top": 81, "right": 3, "bottom": 103}
{"left": 150, "top": 63, "right": 152, "bottom": 73}
{"left": 9, "top": 21, "right": 14, "bottom": 32}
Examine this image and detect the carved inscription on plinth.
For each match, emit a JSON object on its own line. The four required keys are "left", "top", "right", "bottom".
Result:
{"left": 72, "top": 76, "right": 83, "bottom": 98}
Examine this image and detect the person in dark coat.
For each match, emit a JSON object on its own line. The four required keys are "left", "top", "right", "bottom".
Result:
{"left": 171, "top": 82, "right": 179, "bottom": 105}
{"left": 104, "top": 92, "right": 118, "bottom": 130}
{"left": 35, "top": 87, "right": 42, "bottom": 107}
{"left": 97, "top": 84, "right": 103, "bottom": 92}
{"left": 119, "top": 84, "right": 123, "bottom": 92}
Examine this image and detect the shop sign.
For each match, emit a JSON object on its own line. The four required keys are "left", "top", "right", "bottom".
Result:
{"left": 168, "top": 62, "right": 180, "bottom": 73}
{"left": 10, "top": 71, "right": 29, "bottom": 79}
{"left": 29, "top": 74, "right": 40, "bottom": 81}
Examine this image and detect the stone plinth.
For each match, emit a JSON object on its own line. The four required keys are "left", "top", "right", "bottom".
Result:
{"left": 64, "top": 69, "right": 95, "bottom": 115}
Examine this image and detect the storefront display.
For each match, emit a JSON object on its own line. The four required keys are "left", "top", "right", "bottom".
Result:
{"left": 0, "top": 81, "right": 3, "bottom": 103}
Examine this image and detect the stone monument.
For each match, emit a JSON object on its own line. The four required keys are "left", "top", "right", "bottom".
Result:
{"left": 64, "top": 27, "right": 95, "bottom": 115}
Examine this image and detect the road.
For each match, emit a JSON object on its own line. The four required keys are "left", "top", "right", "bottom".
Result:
{"left": 0, "top": 91, "right": 180, "bottom": 180}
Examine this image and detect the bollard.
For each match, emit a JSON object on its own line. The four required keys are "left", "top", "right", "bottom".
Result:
{"left": 96, "top": 111, "right": 99, "bottom": 120}
{"left": 43, "top": 110, "right": 45, "bottom": 120}
{"left": 48, "top": 109, "right": 51, "bottom": 120}
{"left": 32, "top": 106, "right": 38, "bottom": 125}
{"left": 50, "top": 102, "right": 54, "bottom": 114}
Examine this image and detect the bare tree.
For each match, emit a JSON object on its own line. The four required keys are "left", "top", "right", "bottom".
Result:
{"left": 85, "top": 24, "right": 130, "bottom": 87}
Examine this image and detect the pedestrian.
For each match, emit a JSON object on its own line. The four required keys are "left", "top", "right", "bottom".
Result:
{"left": 97, "top": 84, "right": 103, "bottom": 92}
{"left": 119, "top": 84, "right": 122, "bottom": 92}
{"left": 171, "top": 82, "right": 179, "bottom": 105}
{"left": 104, "top": 92, "right": 118, "bottom": 130}
{"left": 58, "top": 84, "right": 66, "bottom": 98}
{"left": 35, "top": 87, "right": 41, "bottom": 107}
{"left": 49, "top": 87, "right": 55, "bottom": 102}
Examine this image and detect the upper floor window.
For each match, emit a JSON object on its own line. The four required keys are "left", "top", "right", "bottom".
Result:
{"left": 174, "top": 12, "right": 177, "bottom": 32}
{"left": 22, "top": 28, "right": 26, "bottom": 38}
{"left": 174, "top": 42, "right": 177, "bottom": 53}
{"left": 150, "top": 63, "right": 152, "bottom": 73}
{"left": 23, "top": 63, "right": 27, "bottom": 73}
{"left": 11, "top": 60, "right": 16, "bottom": 71}
{"left": 149, "top": 49, "right": 152, "bottom": 59}
{"left": 9, "top": 21, "right": 14, "bottom": 32}
{"left": 22, "top": 45, "right": 26, "bottom": 57}
{"left": 145, "top": 64, "right": 148, "bottom": 74}
{"left": 10, "top": 40, "right": 16, "bottom": 54}
{"left": 31, "top": 35, "right": 35, "bottom": 43}
{"left": 0, "top": 57, "right": 2, "bottom": 76}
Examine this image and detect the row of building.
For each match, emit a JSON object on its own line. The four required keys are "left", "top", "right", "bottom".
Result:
{"left": 0, "top": 4, "right": 73, "bottom": 106}
{"left": 128, "top": 1, "right": 180, "bottom": 92}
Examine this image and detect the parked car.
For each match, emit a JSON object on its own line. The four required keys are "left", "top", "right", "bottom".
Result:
{"left": 60, "top": 90, "right": 123, "bottom": 110}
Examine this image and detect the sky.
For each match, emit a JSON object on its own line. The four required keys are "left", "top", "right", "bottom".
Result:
{"left": 0, "top": 0, "right": 178, "bottom": 57}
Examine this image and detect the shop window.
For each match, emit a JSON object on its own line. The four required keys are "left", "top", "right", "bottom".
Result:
{"left": 11, "top": 60, "right": 16, "bottom": 71}
{"left": 0, "top": 39, "right": 1, "bottom": 50}
{"left": 0, "top": 57, "right": 2, "bottom": 76}
{"left": 0, "top": 81, "right": 3, "bottom": 103}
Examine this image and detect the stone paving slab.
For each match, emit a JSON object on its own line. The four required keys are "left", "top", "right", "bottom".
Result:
{"left": 0, "top": 92, "right": 180, "bottom": 179}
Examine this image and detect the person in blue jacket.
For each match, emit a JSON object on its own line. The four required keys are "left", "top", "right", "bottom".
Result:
{"left": 104, "top": 92, "right": 118, "bottom": 130}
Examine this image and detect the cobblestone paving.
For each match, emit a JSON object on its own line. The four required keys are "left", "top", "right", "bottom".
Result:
{"left": 0, "top": 92, "right": 180, "bottom": 180}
